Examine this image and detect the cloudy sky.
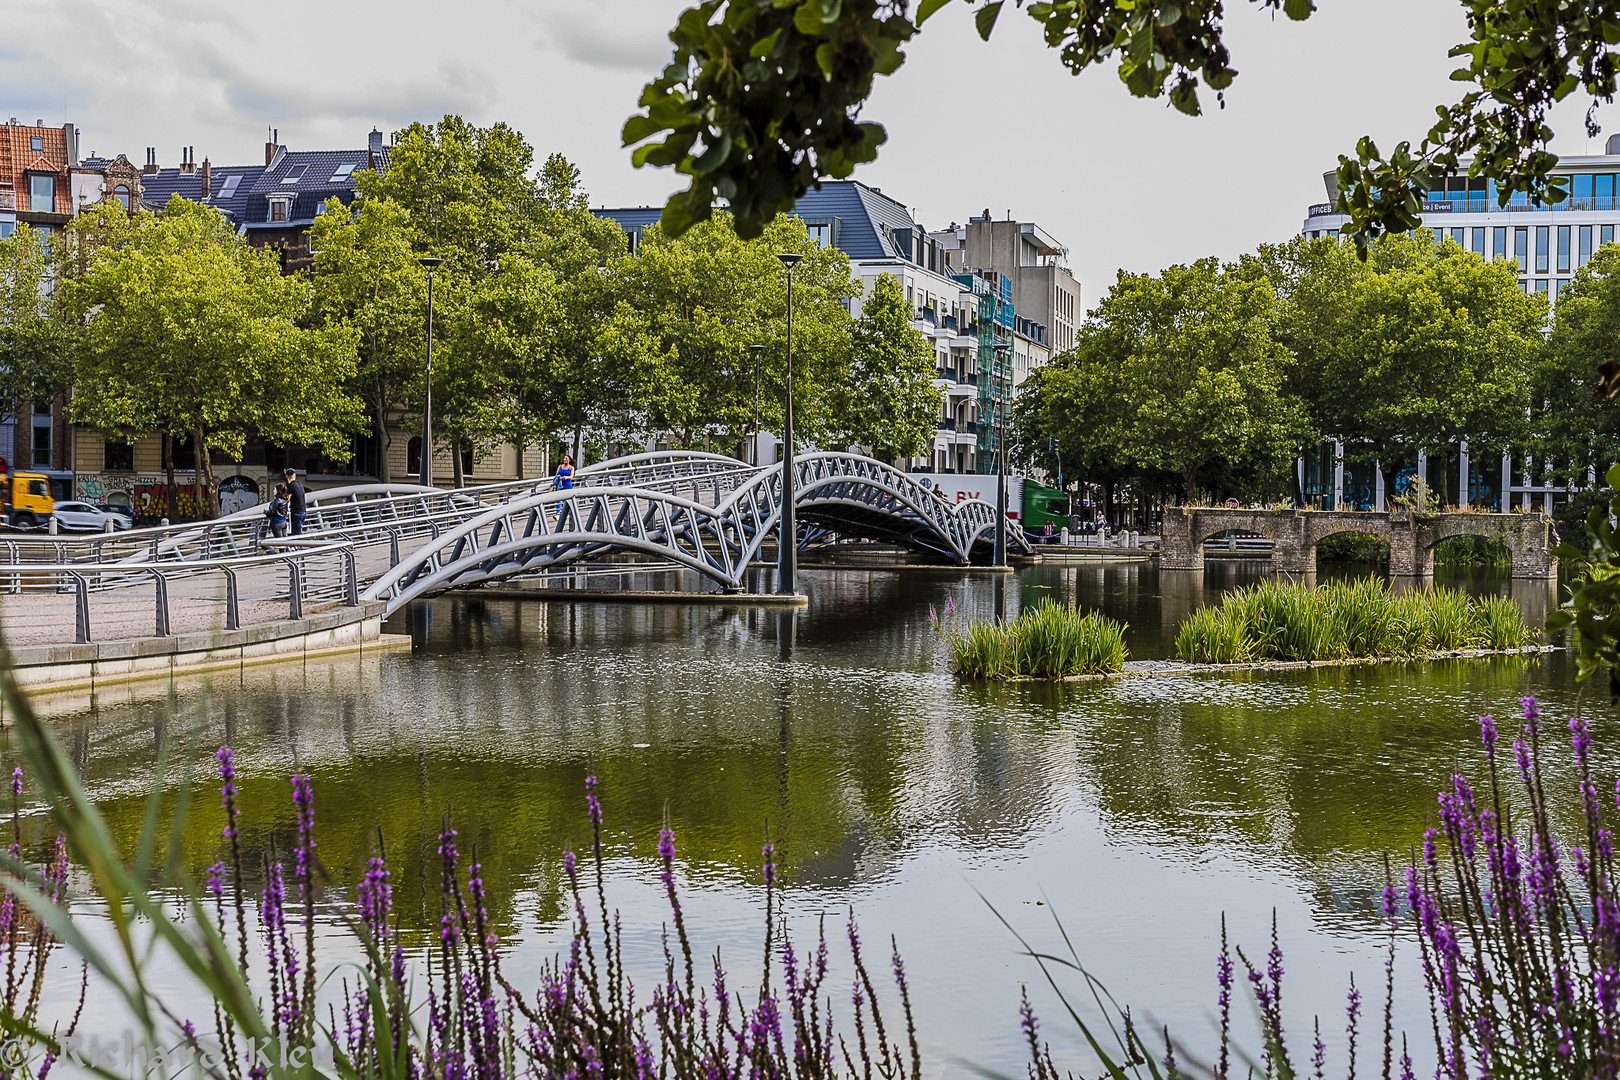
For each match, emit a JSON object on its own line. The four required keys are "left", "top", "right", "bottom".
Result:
{"left": 4, "top": 0, "right": 1607, "bottom": 305}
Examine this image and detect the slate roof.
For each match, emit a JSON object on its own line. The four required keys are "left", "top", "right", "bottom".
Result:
{"left": 792, "top": 180, "right": 920, "bottom": 260}
{"left": 138, "top": 164, "right": 267, "bottom": 223}
{"left": 241, "top": 148, "right": 390, "bottom": 230}
{"left": 596, "top": 181, "right": 926, "bottom": 262}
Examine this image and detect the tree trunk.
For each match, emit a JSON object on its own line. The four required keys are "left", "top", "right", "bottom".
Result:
{"left": 515, "top": 439, "right": 526, "bottom": 480}
{"left": 1183, "top": 463, "right": 1199, "bottom": 506}
{"left": 451, "top": 439, "right": 465, "bottom": 488}
{"left": 375, "top": 393, "right": 392, "bottom": 484}
{"left": 194, "top": 425, "right": 218, "bottom": 518}
{"left": 1292, "top": 450, "right": 1305, "bottom": 508}
{"left": 162, "top": 432, "right": 178, "bottom": 521}
{"left": 572, "top": 427, "right": 583, "bottom": 469}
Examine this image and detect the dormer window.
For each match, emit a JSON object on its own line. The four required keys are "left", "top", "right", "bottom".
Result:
{"left": 268, "top": 195, "right": 293, "bottom": 223}
{"left": 112, "top": 185, "right": 130, "bottom": 209}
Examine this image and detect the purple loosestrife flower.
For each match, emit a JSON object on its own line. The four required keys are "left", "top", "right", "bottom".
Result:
{"left": 215, "top": 747, "right": 237, "bottom": 836}
{"left": 584, "top": 775, "right": 602, "bottom": 831}
{"left": 1573, "top": 715, "right": 1593, "bottom": 765}
{"left": 1522, "top": 695, "right": 1541, "bottom": 723}
{"left": 1312, "top": 1017, "right": 1326, "bottom": 1080}
{"left": 8, "top": 768, "right": 19, "bottom": 799}
{"left": 1480, "top": 714, "right": 1497, "bottom": 753}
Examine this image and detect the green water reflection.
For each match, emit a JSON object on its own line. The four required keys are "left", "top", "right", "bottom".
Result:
{"left": 17, "top": 561, "right": 1605, "bottom": 1069}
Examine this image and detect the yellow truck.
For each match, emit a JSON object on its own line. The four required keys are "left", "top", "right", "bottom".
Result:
{"left": 4, "top": 471, "right": 54, "bottom": 529}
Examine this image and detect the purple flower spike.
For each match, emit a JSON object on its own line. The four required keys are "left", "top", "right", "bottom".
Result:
{"left": 1480, "top": 714, "right": 1497, "bottom": 753}
{"left": 9, "top": 767, "right": 20, "bottom": 798}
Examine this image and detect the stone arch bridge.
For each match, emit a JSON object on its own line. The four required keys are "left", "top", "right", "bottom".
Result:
{"left": 1159, "top": 506, "right": 1558, "bottom": 578}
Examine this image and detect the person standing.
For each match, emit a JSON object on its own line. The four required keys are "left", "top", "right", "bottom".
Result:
{"left": 284, "top": 468, "right": 307, "bottom": 535}
{"left": 265, "top": 484, "right": 290, "bottom": 539}
{"left": 554, "top": 454, "right": 574, "bottom": 527}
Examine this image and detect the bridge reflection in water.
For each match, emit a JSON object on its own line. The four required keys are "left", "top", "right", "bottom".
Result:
{"left": 20, "top": 562, "right": 1584, "bottom": 1077}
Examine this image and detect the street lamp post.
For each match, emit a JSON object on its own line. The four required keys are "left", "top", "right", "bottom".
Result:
{"left": 776, "top": 253, "right": 802, "bottom": 595}
{"left": 749, "top": 344, "right": 765, "bottom": 467}
{"left": 418, "top": 257, "right": 444, "bottom": 489}
{"left": 993, "top": 342, "right": 1010, "bottom": 567}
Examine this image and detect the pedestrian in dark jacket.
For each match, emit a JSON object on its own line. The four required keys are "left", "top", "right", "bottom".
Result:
{"left": 283, "top": 468, "right": 307, "bottom": 535}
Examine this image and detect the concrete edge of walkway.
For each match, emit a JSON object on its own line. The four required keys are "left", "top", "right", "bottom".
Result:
{"left": 7, "top": 603, "right": 410, "bottom": 695}
{"left": 454, "top": 588, "right": 811, "bottom": 606}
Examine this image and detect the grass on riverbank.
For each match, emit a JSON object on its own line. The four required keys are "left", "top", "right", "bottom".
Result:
{"left": 1174, "top": 576, "right": 1532, "bottom": 663}
{"left": 949, "top": 598, "right": 1129, "bottom": 679}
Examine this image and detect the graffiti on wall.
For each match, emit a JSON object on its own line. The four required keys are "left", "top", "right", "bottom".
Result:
{"left": 74, "top": 473, "right": 217, "bottom": 524}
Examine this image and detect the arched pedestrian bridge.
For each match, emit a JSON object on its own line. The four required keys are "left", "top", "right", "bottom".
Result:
{"left": 1159, "top": 506, "right": 1559, "bottom": 578}
{"left": 0, "top": 452, "right": 1030, "bottom": 650}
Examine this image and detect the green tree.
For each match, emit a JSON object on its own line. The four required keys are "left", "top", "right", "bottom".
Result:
{"left": 0, "top": 225, "right": 77, "bottom": 455}
{"left": 358, "top": 117, "right": 545, "bottom": 483}
{"left": 828, "top": 274, "right": 941, "bottom": 461}
{"left": 69, "top": 198, "right": 363, "bottom": 517}
{"left": 628, "top": 0, "right": 1617, "bottom": 249}
{"left": 308, "top": 197, "right": 427, "bottom": 483}
{"left": 1024, "top": 259, "right": 1309, "bottom": 501}
{"left": 1259, "top": 235, "right": 1543, "bottom": 501}
{"left": 608, "top": 214, "right": 857, "bottom": 455}
{"left": 1542, "top": 245, "right": 1620, "bottom": 490}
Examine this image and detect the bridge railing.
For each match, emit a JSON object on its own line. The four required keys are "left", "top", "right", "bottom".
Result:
{"left": 0, "top": 543, "right": 361, "bottom": 648}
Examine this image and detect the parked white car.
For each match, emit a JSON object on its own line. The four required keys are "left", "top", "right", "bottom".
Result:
{"left": 53, "top": 501, "right": 131, "bottom": 533}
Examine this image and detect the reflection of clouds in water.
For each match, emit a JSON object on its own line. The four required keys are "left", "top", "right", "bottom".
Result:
{"left": 16, "top": 568, "right": 1591, "bottom": 1080}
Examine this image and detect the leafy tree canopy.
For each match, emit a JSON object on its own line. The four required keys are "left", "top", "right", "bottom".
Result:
{"left": 627, "top": 0, "right": 1619, "bottom": 250}
{"left": 69, "top": 197, "right": 363, "bottom": 512}
{"left": 1021, "top": 257, "right": 1309, "bottom": 499}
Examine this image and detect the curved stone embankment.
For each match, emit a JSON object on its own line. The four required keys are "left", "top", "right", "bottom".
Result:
{"left": 964, "top": 644, "right": 1558, "bottom": 683}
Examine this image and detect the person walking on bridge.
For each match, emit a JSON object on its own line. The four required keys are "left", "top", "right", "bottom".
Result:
{"left": 554, "top": 455, "right": 575, "bottom": 528}
{"left": 284, "top": 469, "right": 307, "bottom": 535}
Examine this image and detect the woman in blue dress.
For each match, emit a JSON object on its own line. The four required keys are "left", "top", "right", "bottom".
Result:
{"left": 555, "top": 455, "right": 574, "bottom": 490}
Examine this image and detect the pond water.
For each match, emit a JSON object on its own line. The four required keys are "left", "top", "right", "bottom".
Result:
{"left": 15, "top": 560, "right": 1605, "bottom": 1077}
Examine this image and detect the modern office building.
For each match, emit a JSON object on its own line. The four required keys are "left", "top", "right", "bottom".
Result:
{"left": 1298, "top": 144, "right": 1620, "bottom": 513}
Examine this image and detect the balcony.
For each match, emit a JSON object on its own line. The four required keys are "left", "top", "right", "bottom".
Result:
{"left": 0, "top": 191, "right": 13, "bottom": 211}
{"left": 1308, "top": 195, "right": 1620, "bottom": 219}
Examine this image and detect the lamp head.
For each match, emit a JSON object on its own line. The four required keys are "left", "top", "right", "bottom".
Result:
{"left": 418, "top": 256, "right": 445, "bottom": 269}
{"left": 776, "top": 252, "right": 803, "bottom": 268}
{"left": 749, "top": 344, "right": 766, "bottom": 357}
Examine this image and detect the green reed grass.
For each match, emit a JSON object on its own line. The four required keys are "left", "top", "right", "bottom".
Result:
{"left": 1173, "top": 576, "right": 1534, "bottom": 663}
{"left": 950, "top": 599, "right": 1128, "bottom": 680}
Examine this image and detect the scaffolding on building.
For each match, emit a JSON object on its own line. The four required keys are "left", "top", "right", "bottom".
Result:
{"left": 953, "top": 270, "right": 1015, "bottom": 473}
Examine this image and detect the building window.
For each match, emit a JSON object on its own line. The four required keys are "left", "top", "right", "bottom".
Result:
{"left": 103, "top": 440, "right": 133, "bottom": 471}
{"left": 31, "top": 426, "right": 49, "bottom": 468}
{"left": 1472, "top": 227, "right": 1485, "bottom": 255}
{"left": 1493, "top": 226, "right": 1507, "bottom": 259}
{"left": 1536, "top": 226, "right": 1550, "bottom": 274}
{"left": 1452, "top": 227, "right": 1465, "bottom": 246}
{"left": 1601, "top": 175, "right": 1618, "bottom": 210}
{"left": 113, "top": 185, "right": 130, "bottom": 209}
{"left": 1580, "top": 225, "right": 1593, "bottom": 268}
{"left": 1558, "top": 226, "right": 1571, "bottom": 272}
{"left": 1433, "top": 228, "right": 1444, "bottom": 247}
{"left": 268, "top": 197, "right": 291, "bottom": 223}
{"left": 29, "top": 136, "right": 42, "bottom": 152}
{"left": 1550, "top": 279, "right": 1562, "bottom": 305}
{"left": 1605, "top": 225, "right": 1616, "bottom": 248}
{"left": 407, "top": 437, "right": 423, "bottom": 475}
{"left": 1515, "top": 227, "right": 1529, "bottom": 272}
{"left": 28, "top": 174, "right": 53, "bottom": 213}
{"left": 281, "top": 164, "right": 308, "bottom": 185}
{"left": 1536, "top": 279, "right": 1549, "bottom": 294}
{"left": 0, "top": 223, "right": 11, "bottom": 240}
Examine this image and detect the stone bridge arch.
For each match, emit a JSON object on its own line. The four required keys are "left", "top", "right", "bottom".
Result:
{"left": 1159, "top": 507, "right": 1557, "bottom": 578}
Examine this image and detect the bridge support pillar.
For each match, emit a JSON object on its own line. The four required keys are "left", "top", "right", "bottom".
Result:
{"left": 1508, "top": 514, "right": 1559, "bottom": 579}
{"left": 1388, "top": 516, "right": 1433, "bottom": 577}
{"left": 1159, "top": 507, "right": 1203, "bottom": 571}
